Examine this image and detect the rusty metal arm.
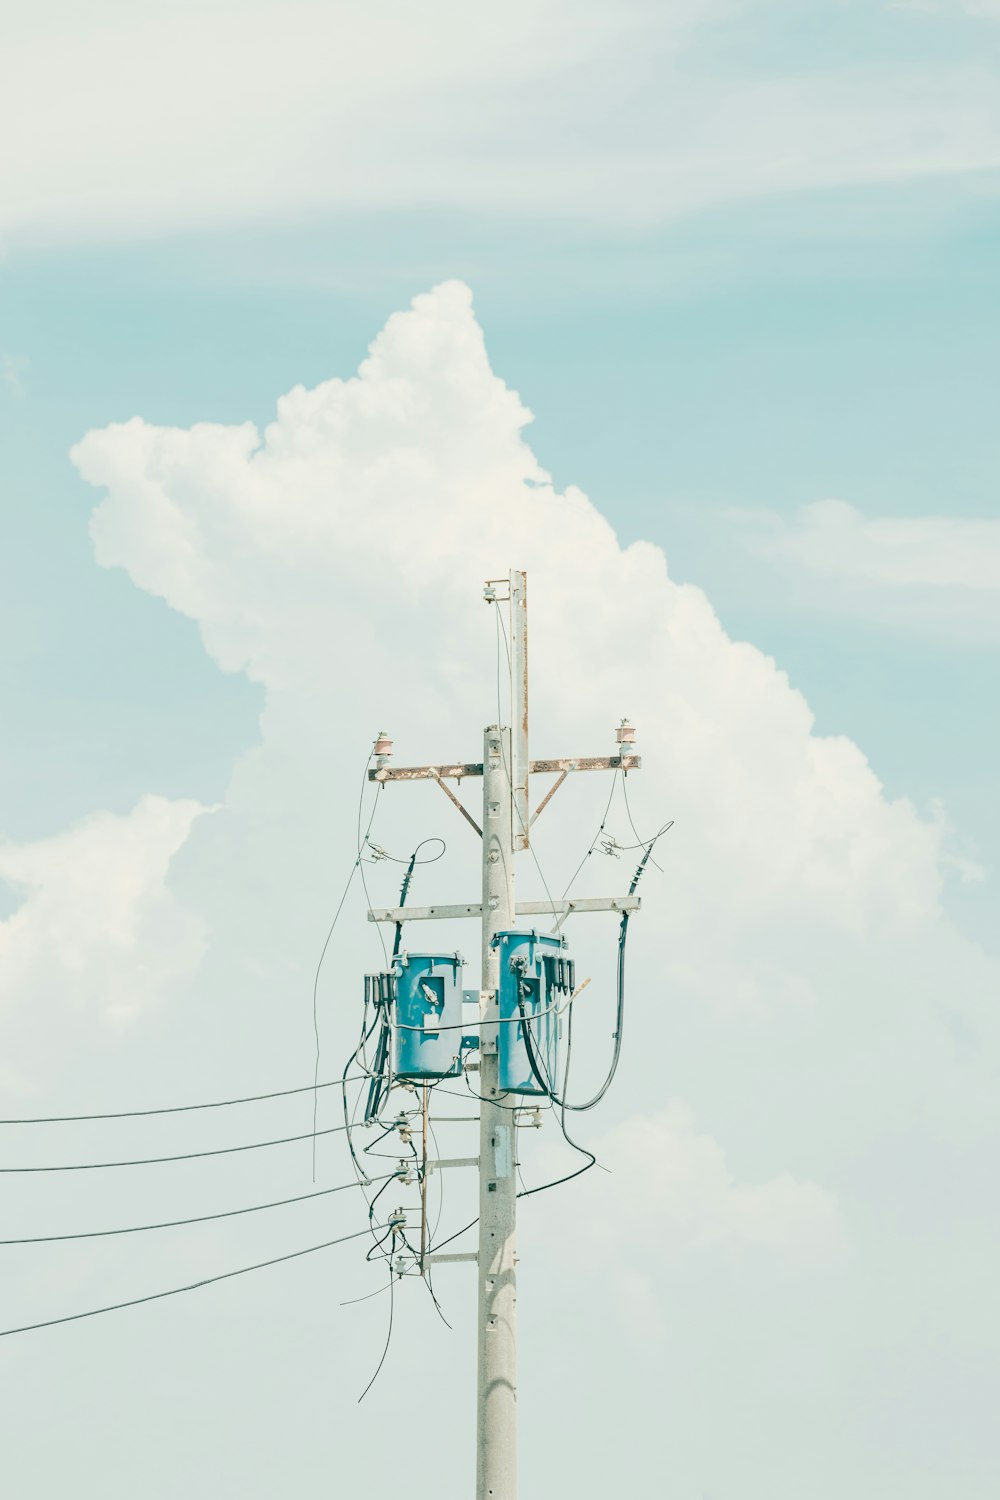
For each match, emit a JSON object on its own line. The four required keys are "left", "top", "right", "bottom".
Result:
{"left": 528, "top": 754, "right": 641, "bottom": 774}
{"left": 368, "top": 894, "right": 641, "bottom": 923}
{"left": 370, "top": 761, "right": 484, "bottom": 782}
{"left": 529, "top": 770, "right": 568, "bottom": 827}
{"left": 369, "top": 753, "right": 640, "bottom": 783}
{"left": 430, "top": 770, "right": 483, "bottom": 837}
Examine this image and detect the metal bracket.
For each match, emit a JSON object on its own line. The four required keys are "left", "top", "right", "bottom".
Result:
{"left": 529, "top": 769, "right": 568, "bottom": 826}
{"left": 510, "top": 569, "right": 529, "bottom": 851}
{"left": 368, "top": 895, "right": 641, "bottom": 924}
{"left": 369, "top": 753, "right": 641, "bottom": 783}
{"left": 425, "top": 1251, "right": 478, "bottom": 1265}
{"left": 430, "top": 770, "right": 483, "bottom": 837}
{"left": 426, "top": 1156, "right": 479, "bottom": 1174}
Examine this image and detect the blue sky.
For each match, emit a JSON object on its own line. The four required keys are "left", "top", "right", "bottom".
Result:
{"left": 4, "top": 180, "right": 998, "bottom": 934}
{"left": 1, "top": 4, "right": 999, "bottom": 1496}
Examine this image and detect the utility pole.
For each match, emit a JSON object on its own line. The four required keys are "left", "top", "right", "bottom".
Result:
{"left": 477, "top": 724, "right": 517, "bottom": 1498}
{"left": 367, "top": 570, "right": 641, "bottom": 1500}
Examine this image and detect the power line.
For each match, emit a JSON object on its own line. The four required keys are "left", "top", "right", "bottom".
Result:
{"left": 559, "top": 768, "right": 620, "bottom": 900}
{"left": 0, "top": 1120, "right": 354, "bottom": 1174}
{"left": 355, "top": 1260, "right": 395, "bottom": 1398}
{"left": 0, "top": 1224, "right": 381, "bottom": 1340}
{"left": 312, "top": 749, "right": 384, "bottom": 1178}
{"left": 0, "top": 1073, "right": 373, "bottom": 1126}
{"left": 0, "top": 1173, "right": 395, "bottom": 1244}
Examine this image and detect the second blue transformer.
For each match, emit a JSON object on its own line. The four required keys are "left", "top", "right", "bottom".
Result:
{"left": 495, "top": 930, "right": 568, "bottom": 1095}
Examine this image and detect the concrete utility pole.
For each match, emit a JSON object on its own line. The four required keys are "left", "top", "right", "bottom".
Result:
{"left": 477, "top": 725, "right": 518, "bottom": 1496}
{"left": 367, "top": 570, "right": 641, "bottom": 1500}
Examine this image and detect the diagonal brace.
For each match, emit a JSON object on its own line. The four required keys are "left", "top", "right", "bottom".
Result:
{"left": 529, "top": 770, "right": 569, "bottom": 827}
{"left": 431, "top": 770, "right": 482, "bottom": 837}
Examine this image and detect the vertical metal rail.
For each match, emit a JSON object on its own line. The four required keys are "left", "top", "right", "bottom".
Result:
{"left": 510, "top": 569, "right": 529, "bottom": 852}
{"left": 419, "top": 1083, "right": 429, "bottom": 1275}
{"left": 477, "top": 726, "right": 517, "bottom": 1500}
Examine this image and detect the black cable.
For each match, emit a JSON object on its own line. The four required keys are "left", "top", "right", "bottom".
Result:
{"left": 0, "top": 1224, "right": 380, "bottom": 1339}
{"left": 340, "top": 1280, "right": 392, "bottom": 1308}
{"left": 357, "top": 1254, "right": 395, "bottom": 1403}
{"left": 611, "top": 779, "right": 673, "bottom": 868}
{"left": 342, "top": 1002, "right": 384, "bottom": 1185}
{"left": 0, "top": 1073, "right": 375, "bottom": 1126}
{"left": 364, "top": 1223, "right": 396, "bottom": 1265}
{"left": 600, "top": 825, "right": 673, "bottom": 855}
{"left": 364, "top": 837, "right": 446, "bottom": 867}
{"left": 311, "top": 749, "right": 383, "bottom": 1177}
{"left": 517, "top": 839, "right": 661, "bottom": 1114}
{"left": 516, "top": 1138, "right": 596, "bottom": 1199}
{"left": 366, "top": 1171, "right": 403, "bottom": 1227}
{"left": 0, "top": 1121, "right": 352, "bottom": 1173}
{"left": 452, "top": 1075, "right": 545, "bottom": 1114}
{"left": 560, "top": 768, "right": 620, "bottom": 900}
{"left": 422, "top": 1115, "right": 452, "bottom": 1330}
{"left": 423, "top": 1137, "right": 598, "bottom": 1260}
{"left": 393, "top": 1004, "right": 562, "bottom": 1035}
{"left": 426, "top": 1213, "right": 478, "bottom": 1258}
{"left": 0, "top": 1174, "right": 394, "bottom": 1244}
{"left": 364, "top": 836, "right": 432, "bottom": 1125}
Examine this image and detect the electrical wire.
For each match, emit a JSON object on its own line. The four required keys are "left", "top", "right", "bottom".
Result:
{"left": 339, "top": 1280, "right": 393, "bottom": 1308}
{"left": 600, "top": 824, "right": 673, "bottom": 855}
{"left": 342, "top": 1002, "right": 384, "bottom": 1185}
{"left": 0, "top": 1174, "right": 394, "bottom": 1245}
{"left": 311, "top": 747, "right": 384, "bottom": 1178}
{"left": 620, "top": 775, "right": 668, "bottom": 872}
{"left": 422, "top": 1130, "right": 600, "bottom": 1261}
{"left": 0, "top": 1073, "right": 376, "bottom": 1126}
{"left": 363, "top": 837, "right": 446, "bottom": 867}
{"left": 0, "top": 1224, "right": 381, "bottom": 1340}
{"left": 516, "top": 839, "right": 661, "bottom": 1114}
{"left": 559, "top": 768, "right": 620, "bottom": 901}
{"left": 357, "top": 1256, "right": 395, "bottom": 1403}
{"left": 0, "top": 1121, "right": 353, "bottom": 1173}
{"left": 422, "top": 1114, "right": 452, "bottom": 1330}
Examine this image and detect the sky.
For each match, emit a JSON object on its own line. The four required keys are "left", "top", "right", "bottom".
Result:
{"left": 1, "top": 3, "right": 999, "bottom": 1497}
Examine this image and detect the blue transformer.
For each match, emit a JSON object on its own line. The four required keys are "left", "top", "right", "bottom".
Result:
{"left": 391, "top": 952, "right": 464, "bottom": 1080}
{"left": 496, "top": 930, "right": 570, "bottom": 1095}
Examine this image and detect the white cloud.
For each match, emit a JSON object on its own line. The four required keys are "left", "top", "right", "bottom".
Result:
{"left": 532, "top": 1102, "right": 844, "bottom": 1339}
{"left": 549, "top": 1101, "right": 844, "bottom": 1259}
{"left": 3, "top": 1, "right": 1000, "bottom": 245}
{"left": 0, "top": 794, "right": 209, "bottom": 1026}
{"left": 71, "top": 284, "right": 956, "bottom": 955}
{"left": 737, "top": 498, "right": 1000, "bottom": 639}
{"left": 2, "top": 353, "right": 25, "bottom": 393}
{"left": 7, "top": 279, "right": 991, "bottom": 1495}
{"left": 67, "top": 281, "right": 1000, "bottom": 1163}
{"left": 894, "top": 1, "right": 1000, "bottom": 15}
{"left": 748, "top": 499, "right": 1000, "bottom": 590}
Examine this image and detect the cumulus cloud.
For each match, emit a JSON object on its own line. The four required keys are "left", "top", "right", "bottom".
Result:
{"left": 67, "top": 278, "right": 1000, "bottom": 1159}
{"left": 72, "top": 283, "right": 955, "bottom": 955}
{"left": 3, "top": 0, "right": 1000, "bottom": 245}
{"left": 40, "top": 280, "right": 1000, "bottom": 1494}
{"left": 584, "top": 1104, "right": 844, "bottom": 1259}
{"left": 532, "top": 1102, "right": 844, "bottom": 1335}
{"left": 0, "top": 794, "right": 209, "bottom": 1026}
{"left": 747, "top": 499, "right": 1000, "bottom": 590}
{"left": 737, "top": 498, "right": 1000, "bottom": 639}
